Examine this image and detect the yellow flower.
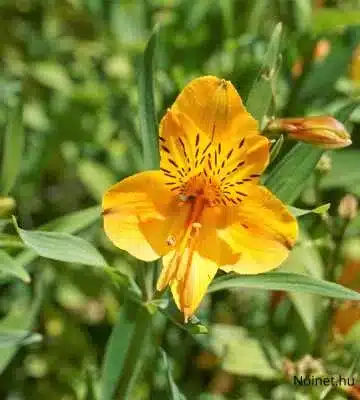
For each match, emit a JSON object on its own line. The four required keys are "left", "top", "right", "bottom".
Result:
{"left": 102, "top": 76, "right": 298, "bottom": 321}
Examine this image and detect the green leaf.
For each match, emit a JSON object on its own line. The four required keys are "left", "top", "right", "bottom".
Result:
{"left": 161, "top": 349, "right": 186, "bottom": 400}
{"left": 0, "top": 104, "right": 24, "bottom": 195}
{"left": 138, "top": 25, "right": 160, "bottom": 170}
{"left": 288, "top": 203, "right": 330, "bottom": 217}
{"left": 0, "top": 249, "right": 30, "bottom": 282}
{"left": 13, "top": 217, "right": 107, "bottom": 268}
{"left": 15, "top": 206, "right": 101, "bottom": 268}
{"left": 31, "top": 62, "right": 73, "bottom": 94}
{"left": 321, "top": 149, "right": 360, "bottom": 192}
{"left": 265, "top": 143, "right": 323, "bottom": 204}
{"left": 40, "top": 206, "right": 101, "bottom": 233}
{"left": 246, "top": 23, "right": 282, "bottom": 124}
{"left": 313, "top": 8, "right": 360, "bottom": 33}
{"left": 0, "top": 274, "right": 45, "bottom": 373}
{"left": 209, "top": 272, "right": 360, "bottom": 301}
{"left": 0, "top": 330, "right": 42, "bottom": 348}
{"left": 77, "top": 160, "right": 116, "bottom": 200}
{"left": 209, "top": 324, "right": 279, "bottom": 379}
{"left": 298, "top": 29, "right": 360, "bottom": 103}
{"left": 269, "top": 135, "right": 284, "bottom": 164}
{"left": 278, "top": 230, "right": 325, "bottom": 333}
{"left": 100, "top": 302, "right": 152, "bottom": 400}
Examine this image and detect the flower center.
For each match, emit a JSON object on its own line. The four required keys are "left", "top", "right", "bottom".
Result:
{"left": 181, "top": 173, "right": 222, "bottom": 206}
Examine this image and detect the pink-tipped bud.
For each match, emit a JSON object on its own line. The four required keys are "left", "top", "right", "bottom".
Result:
{"left": 265, "top": 116, "right": 352, "bottom": 149}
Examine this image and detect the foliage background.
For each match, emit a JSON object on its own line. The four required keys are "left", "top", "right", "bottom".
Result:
{"left": 1, "top": 0, "right": 360, "bottom": 399}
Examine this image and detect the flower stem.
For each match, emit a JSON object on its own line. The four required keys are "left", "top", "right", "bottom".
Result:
{"left": 116, "top": 303, "right": 152, "bottom": 398}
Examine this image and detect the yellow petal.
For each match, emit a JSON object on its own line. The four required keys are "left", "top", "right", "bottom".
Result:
{"left": 159, "top": 205, "right": 238, "bottom": 319}
{"left": 169, "top": 250, "right": 218, "bottom": 321}
{"left": 215, "top": 185, "right": 298, "bottom": 273}
{"left": 206, "top": 134, "right": 269, "bottom": 200}
{"left": 102, "top": 171, "right": 189, "bottom": 261}
{"left": 171, "top": 76, "right": 258, "bottom": 142}
{"left": 159, "top": 110, "right": 213, "bottom": 187}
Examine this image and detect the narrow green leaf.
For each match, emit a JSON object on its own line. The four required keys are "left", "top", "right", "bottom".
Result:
{"left": 100, "top": 302, "right": 151, "bottom": 400}
{"left": 247, "top": 0, "right": 269, "bottom": 35}
{"left": 13, "top": 217, "right": 107, "bottom": 268}
{"left": 0, "top": 330, "right": 42, "bottom": 348}
{"left": 161, "top": 350, "right": 186, "bottom": 400}
{"left": 209, "top": 272, "right": 360, "bottom": 301}
{"left": 313, "top": 8, "right": 360, "bottom": 33}
{"left": 0, "top": 249, "right": 30, "bottom": 282}
{"left": 298, "top": 29, "right": 359, "bottom": 102}
{"left": 288, "top": 203, "right": 330, "bottom": 217}
{"left": 138, "top": 25, "right": 160, "bottom": 170}
{"left": 40, "top": 206, "right": 101, "bottom": 233}
{"left": 321, "top": 149, "right": 360, "bottom": 191}
{"left": 15, "top": 206, "right": 101, "bottom": 268}
{"left": 246, "top": 23, "right": 282, "bottom": 123}
{"left": 77, "top": 160, "right": 116, "bottom": 200}
{"left": 269, "top": 135, "right": 284, "bottom": 164}
{"left": 0, "top": 274, "right": 45, "bottom": 373}
{"left": 0, "top": 104, "right": 24, "bottom": 195}
{"left": 209, "top": 324, "right": 278, "bottom": 379}
{"left": 265, "top": 143, "right": 323, "bottom": 204}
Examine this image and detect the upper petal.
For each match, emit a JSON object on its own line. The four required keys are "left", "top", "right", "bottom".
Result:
{"left": 102, "top": 171, "right": 189, "bottom": 261}
{"left": 171, "top": 76, "right": 258, "bottom": 142}
{"left": 159, "top": 110, "right": 213, "bottom": 188}
{"left": 214, "top": 185, "right": 298, "bottom": 274}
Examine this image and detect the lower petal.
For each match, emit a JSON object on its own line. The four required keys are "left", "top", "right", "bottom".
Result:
{"left": 217, "top": 185, "right": 298, "bottom": 274}
{"left": 167, "top": 249, "right": 218, "bottom": 321}
{"left": 158, "top": 205, "right": 238, "bottom": 319}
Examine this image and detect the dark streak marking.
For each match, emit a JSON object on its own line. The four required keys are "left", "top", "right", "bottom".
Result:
{"left": 168, "top": 159, "right": 179, "bottom": 168}
{"left": 226, "top": 149, "right": 233, "bottom": 160}
{"left": 236, "top": 191, "right": 247, "bottom": 197}
{"left": 239, "top": 138, "right": 245, "bottom": 148}
{"left": 160, "top": 167, "right": 172, "bottom": 174}
{"left": 202, "top": 142, "right": 211, "bottom": 156}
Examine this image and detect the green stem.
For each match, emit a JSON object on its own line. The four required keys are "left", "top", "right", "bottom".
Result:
{"left": 116, "top": 305, "right": 152, "bottom": 398}
{"left": 314, "top": 219, "right": 349, "bottom": 356}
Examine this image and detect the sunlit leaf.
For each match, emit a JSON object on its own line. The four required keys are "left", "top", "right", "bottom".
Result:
{"left": 246, "top": 23, "right": 282, "bottom": 124}
{"left": 288, "top": 203, "right": 330, "bottom": 217}
{"left": 265, "top": 143, "right": 323, "bottom": 204}
{"left": 0, "top": 104, "right": 24, "bottom": 195}
{"left": 0, "top": 275, "right": 45, "bottom": 373}
{"left": 0, "top": 249, "right": 30, "bottom": 282}
{"left": 15, "top": 207, "right": 101, "bottom": 267}
{"left": 138, "top": 25, "right": 160, "bottom": 170}
{"left": 161, "top": 349, "right": 186, "bottom": 400}
{"left": 100, "top": 302, "right": 151, "bottom": 400}
{"left": 210, "top": 324, "right": 279, "bottom": 379}
{"left": 209, "top": 272, "right": 360, "bottom": 301}
{"left": 0, "top": 330, "right": 42, "bottom": 348}
{"left": 13, "top": 217, "right": 107, "bottom": 268}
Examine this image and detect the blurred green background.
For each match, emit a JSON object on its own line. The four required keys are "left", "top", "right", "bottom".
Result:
{"left": 1, "top": 0, "right": 360, "bottom": 399}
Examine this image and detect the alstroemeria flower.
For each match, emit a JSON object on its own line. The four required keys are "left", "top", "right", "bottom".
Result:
{"left": 102, "top": 76, "right": 298, "bottom": 320}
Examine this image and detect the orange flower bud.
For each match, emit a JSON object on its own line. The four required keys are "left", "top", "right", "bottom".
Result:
{"left": 265, "top": 116, "right": 352, "bottom": 149}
